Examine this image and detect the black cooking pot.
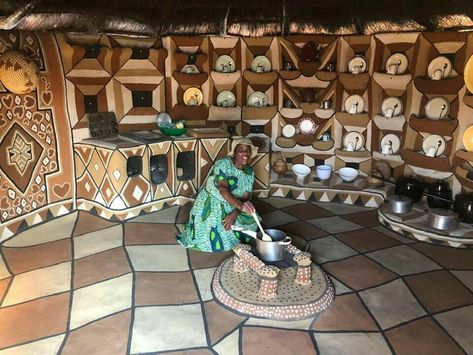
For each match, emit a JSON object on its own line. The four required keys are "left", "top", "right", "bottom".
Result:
{"left": 453, "top": 193, "right": 473, "bottom": 223}
{"left": 427, "top": 180, "right": 452, "bottom": 209}
{"left": 395, "top": 176, "right": 424, "bottom": 203}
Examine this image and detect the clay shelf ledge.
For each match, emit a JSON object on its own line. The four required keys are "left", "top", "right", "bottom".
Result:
{"left": 409, "top": 115, "right": 458, "bottom": 136}
{"left": 401, "top": 149, "right": 451, "bottom": 172}
{"left": 279, "top": 70, "right": 301, "bottom": 80}
{"left": 243, "top": 70, "right": 279, "bottom": 85}
{"left": 414, "top": 76, "right": 464, "bottom": 95}
{"left": 210, "top": 71, "right": 242, "bottom": 86}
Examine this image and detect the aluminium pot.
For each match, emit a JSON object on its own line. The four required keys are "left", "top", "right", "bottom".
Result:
{"left": 231, "top": 226, "right": 292, "bottom": 262}
{"left": 386, "top": 195, "right": 412, "bottom": 214}
{"left": 427, "top": 208, "right": 458, "bottom": 230}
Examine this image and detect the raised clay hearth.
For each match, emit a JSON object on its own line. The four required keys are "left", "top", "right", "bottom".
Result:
{"left": 212, "top": 242, "right": 334, "bottom": 320}
{"left": 378, "top": 201, "right": 473, "bottom": 248}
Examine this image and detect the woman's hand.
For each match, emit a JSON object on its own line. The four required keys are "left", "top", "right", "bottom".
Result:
{"left": 223, "top": 210, "right": 239, "bottom": 230}
{"left": 240, "top": 201, "right": 256, "bottom": 214}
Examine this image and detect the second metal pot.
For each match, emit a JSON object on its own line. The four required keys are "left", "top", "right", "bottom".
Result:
{"left": 230, "top": 226, "right": 292, "bottom": 262}
{"left": 427, "top": 209, "right": 459, "bottom": 230}
{"left": 386, "top": 195, "right": 412, "bottom": 214}
{"left": 255, "top": 229, "right": 292, "bottom": 262}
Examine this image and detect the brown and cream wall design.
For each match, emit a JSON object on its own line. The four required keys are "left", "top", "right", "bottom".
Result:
{"left": 0, "top": 32, "right": 74, "bottom": 241}
{"left": 3, "top": 30, "right": 473, "bottom": 241}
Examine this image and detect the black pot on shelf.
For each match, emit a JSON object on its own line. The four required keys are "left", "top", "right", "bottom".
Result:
{"left": 453, "top": 193, "right": 473, "bottom": 223}
{"left": 427, "top": 180, "right": 452, "bottom": 209}
{"left": 395, "top": 176, "right": 425, "bottom": 203}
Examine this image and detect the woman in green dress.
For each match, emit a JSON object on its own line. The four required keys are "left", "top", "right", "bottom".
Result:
{"left": 178, "top": 137, "right": 258, "bottom": 252}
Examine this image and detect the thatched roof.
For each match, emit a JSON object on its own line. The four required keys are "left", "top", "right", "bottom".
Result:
{"left": 2, "top": 0, "right": 473, "bottom": 36}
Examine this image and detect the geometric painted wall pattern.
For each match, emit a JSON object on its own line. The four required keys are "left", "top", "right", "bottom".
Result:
{"left": 0, "top": 93, "right": 58, "bottom": 222}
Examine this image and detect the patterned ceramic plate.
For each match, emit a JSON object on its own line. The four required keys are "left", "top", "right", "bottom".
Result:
{"left": 216, "top": 91, "right": 236, "bottom": 107}
{"left": 381, "top": 97, "right": 403, "bottom": 117}
{"left": 425, "top": 96, "right": 449, "bottom": 120}
{"left": 344, "top": 94, "right": 365, "bottom": 114}
{"left": 297, "top": 117, "right": 317, "bottom": 134}
{"left": 422, "top": 134, "right": 447, "bottom": 157}
{"left": 380, "top": 133, "right": 401, "bottom": 154}
{"left": 215, "top": 55, "right": 235, "bottom": 73}
{"left": 250, "top": 55, "right": 272, "bottom": 73}
{"left": 347, "top": 55, "right": 367, "bottom": 74}
{"left": 385, "top": 53, "right": 409, "bottom": 75}
{"left": 247, "top": 91, "right": 268, "bottom": 107}
{"left": 183, "top": 87, "right": 203, "bottom": 106}
{"left": 427, "top": 56, "right": 452, "bottom": 80}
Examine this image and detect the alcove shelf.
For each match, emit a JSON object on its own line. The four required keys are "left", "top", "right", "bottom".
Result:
{"left": 402, "top": 149, "right": 451, "bottom": 173}
{"left": 208, "top": 105, "right": 242, "bottom": 121}
{"left": 241, "top": 105, "right": 278, "bottom": 120}
{"left": 413, "top": 76, "right": 464, "bottom": 95}
{"left": 210, "top": 71, "right": 242, "bottom": 86}
{"left": 243, "top": 70, "right": 279, "bottom": 85}
{"left": 172, "top": 72, "right": 209, "bottom": 86}
{"left": 373, "top": 115, "right": 406, "bottom": 132}
{"left": 409, "top": 115, "right": 458, "bottom": 136}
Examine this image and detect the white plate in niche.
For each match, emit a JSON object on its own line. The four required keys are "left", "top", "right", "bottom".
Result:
{"left": 347, "top": 55, "right": 367, "bottom": 74}
{"left": 216, "top": 91, "right": 236, "bottom": 107}
{"left": 250, "top": 55, "right": 271, "bottom": 73}
{"left": 385, "top": 53, "right": 409, "bottom": 75}
{"left": 380, "top": 134, "right": 401, "bottom": 154}
{"left": 247, "top": 91, "right": 268, "bottom": 107}
{"left": 215, "top": 55, "right": 236, "bottom": 73}
{"left": 297, "top": 117, "right": 317, "bottom": 134}
{"left": 422, "top": 134, "right": 447, "bottom": 157}
{"left": 425, "top": 97, "right": 450, "bottom": 120}
{"left": 427, "top": 56, "right": 452, "bottom": 80}
{"left": 282, "top": 124, "right": 296, "bottom": 138}
{"left": 381, "top": 97, "right": 403, "bottom": 117}
{"left": 343, "top": 131, "right": 365, "bottom": 151}
{"left": 344, "top": 94, "right": 365, "bottom": 114}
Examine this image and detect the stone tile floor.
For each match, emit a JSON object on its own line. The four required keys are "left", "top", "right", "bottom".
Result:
{"left": 0, "top": 197, "right": 473, "bottom": 354}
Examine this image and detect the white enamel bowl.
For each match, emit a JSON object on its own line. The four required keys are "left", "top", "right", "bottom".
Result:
{"left": 316, "top": 165, "right": 332, "bottom": 180}
{"left": 338, "top": 167, "right": 359, "bottom": 182}
{"left": 292, "top": 164, "right": 311, "bottom": 184}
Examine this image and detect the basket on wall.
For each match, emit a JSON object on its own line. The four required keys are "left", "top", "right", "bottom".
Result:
{"left": 0, "top": 50, "right": 39, "bottom": 94}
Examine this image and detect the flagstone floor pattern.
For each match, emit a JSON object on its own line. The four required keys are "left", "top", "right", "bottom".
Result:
{"left": 0, "top": 198, "right": 473, "bottom": 354}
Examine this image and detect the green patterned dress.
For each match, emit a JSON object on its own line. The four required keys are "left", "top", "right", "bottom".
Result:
{"left": 177, "top": 157, "right": 257, "bottom": 252}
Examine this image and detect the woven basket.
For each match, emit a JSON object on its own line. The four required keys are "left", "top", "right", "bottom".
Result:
{"left": 0, "top": 50, "right": 39, "bottom": 94}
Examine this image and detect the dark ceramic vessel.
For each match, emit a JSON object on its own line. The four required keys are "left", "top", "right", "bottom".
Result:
{"left": 454, "top": 193, "right": 473, "bottom": 223}
{"left": 395, "top": 176, "right": 424, "bottom": 203}
{"left": 427, "top": 180, "right": 452, "bottom": 209}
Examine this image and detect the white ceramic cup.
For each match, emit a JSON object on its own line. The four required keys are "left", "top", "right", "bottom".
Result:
{"left": 432, "top": 69, "right": 443, "bottom": 80}
{"left": 345, "top": 142, "right": 355, "bottom": 151}
{"left": 386, "top": 64, "right": 398, "bottom": 75}
{"left": 352, "top": 65, "right": 362, "bottom": 74}
{"left": 188, "top": 97, "right": 198, "bottom": 106}
{"left": 186, "top": 66, "right": 195, "bottom": 74}
{"left": 316, "top": 165, "right": 332, "bottom": 180}
{"left": 426, "top": 146, "right": 437, "bottom": 157}
{"left": 255, "top": 65, "right": 264, "bottom": 73}
{"left": 382, "top": 144, "right": 392, "bottom": 155}
{"left": 384, "top": 107, "right": 394, "bottom": 118}
{"left": 348, "top": 103, "right": 358, "bottom": 114}
{"left": 222, "top": 65, "right": 230, "bottom": 73}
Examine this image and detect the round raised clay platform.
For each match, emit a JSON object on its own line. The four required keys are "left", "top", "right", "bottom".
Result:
{"left": 212, "top": 257, "right": 334, "bottom": 320}
{"left": 378, "top": 202, "right": 473, "bottom": 248}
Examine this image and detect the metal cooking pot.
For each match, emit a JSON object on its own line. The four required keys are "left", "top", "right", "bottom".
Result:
{"left": 231, "top": 226, "right": 292, "bottom": 262}
{"left": 386, "top": 195, "right": 412, "bottom": 214}
{"left": 427, "top": 208, "right": 458, "bottom": 230}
